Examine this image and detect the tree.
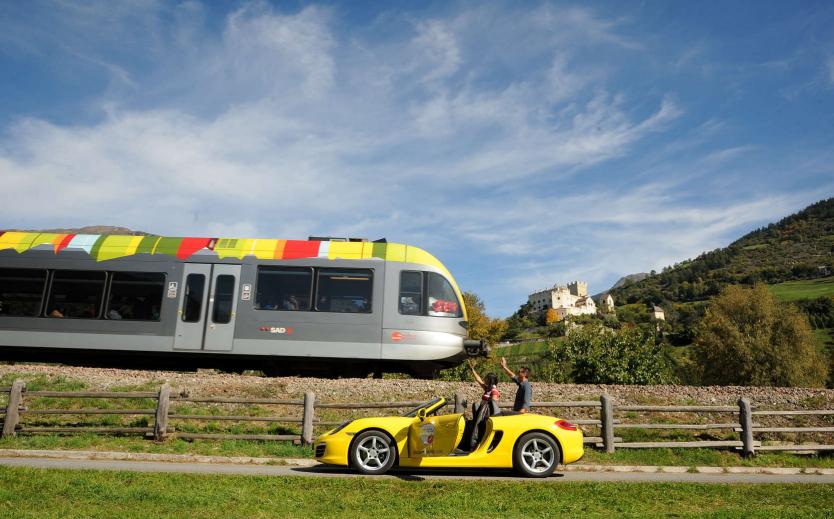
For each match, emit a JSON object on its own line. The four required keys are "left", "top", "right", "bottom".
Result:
{"left": 437, "top": 292, "right": 506, "bottom": 381}
{"left": 462, "top": 291, "right": 507, "bottom": 346}
{"left": 536, "top": 324, "right": 673, "bottom": 384}
{"left": 545, "top": 308, "right": 560, "bottom": 325}
{"left": 559, "top": 324, "right": 673, "bottom": 384}
{"left": 503, "top": 302, "right": 535, "bottom": 340}
{"left": 693, "top": 284, "right": 828, "bottom": 387}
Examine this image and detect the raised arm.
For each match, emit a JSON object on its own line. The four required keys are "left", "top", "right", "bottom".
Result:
{"left": 468, "top": 359, "right": 485, "bottom": 387}
{"left": 500, "top": 357, "right": 516, "bottom": 379}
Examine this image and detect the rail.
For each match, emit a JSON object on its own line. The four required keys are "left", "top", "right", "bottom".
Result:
{"left": 1, "top": 379, "right": 833, "bottom": 455}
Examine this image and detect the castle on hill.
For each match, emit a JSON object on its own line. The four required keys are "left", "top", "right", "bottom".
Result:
{"left": 528, "top": 281, "right": 614, "bottom": 319}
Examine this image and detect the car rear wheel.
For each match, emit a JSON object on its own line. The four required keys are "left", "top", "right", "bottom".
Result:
{"left": 513, "top": 432, "right": 560, "bottom": 478}
{"left": 350, "top": 430, "right": 396, "bottom": 475}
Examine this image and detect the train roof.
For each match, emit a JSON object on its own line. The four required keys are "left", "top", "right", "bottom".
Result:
{"left": 0, "top": 231, "right": 467, "bottom": 319}
{"left": 0, "top": 231, "right": 438, "bottom": 267}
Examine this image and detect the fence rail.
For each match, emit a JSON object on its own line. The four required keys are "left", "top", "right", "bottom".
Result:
{"left": 2, "top": 379, "right": 833, "bottom": 456}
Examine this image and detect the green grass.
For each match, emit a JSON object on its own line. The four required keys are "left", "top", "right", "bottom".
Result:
{"left": 495, "top": 340, "right": 554, "bottom": 357}
{"left": 812, "top": 328, "right": 834, "bottom": 349}
{"left": 0, "top": 371, "right": 311, "bottom": 437}
{"left": 0, "top": 372, "right": 87, "bottom": 391}
{"left": 0, "top": 434, "right": 312, "bottom": 458}
{"left": 0, "top": 467, "right": 833, "bottom": 518}
{"left": 581, "top": 448, "right": 834, "bottom": 469}
{"left": 769, "top": 277, "right": 834, "bottom": 302}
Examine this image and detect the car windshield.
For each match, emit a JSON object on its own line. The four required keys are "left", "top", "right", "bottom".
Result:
{"left": 401, "top": 397, "right": 446, "bottom": 417}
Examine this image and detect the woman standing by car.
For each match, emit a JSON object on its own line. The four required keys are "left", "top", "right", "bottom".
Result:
{"left": 468, "top": 359, "right": 501, "bottom": 415}
{"left": 466, "top": 360, "right": 502, "bottom": 451}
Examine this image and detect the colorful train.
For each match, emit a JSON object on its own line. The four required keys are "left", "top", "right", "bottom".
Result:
{"left": 0, "top": 232, "right": 485, "bottom": 377}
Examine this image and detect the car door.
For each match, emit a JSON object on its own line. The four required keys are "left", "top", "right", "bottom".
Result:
{"left": 407, "top": 413, "right": 465, "bottom": 457}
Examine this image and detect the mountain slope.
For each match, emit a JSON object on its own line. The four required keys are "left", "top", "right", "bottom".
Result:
{"left": 611, "top": 197, "right": 834, "bottom": 306}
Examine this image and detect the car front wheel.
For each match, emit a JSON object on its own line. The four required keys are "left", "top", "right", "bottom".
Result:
{"left": 349, "top": 430, "right": 396, "bottom": 475}
{"left": 513, "top": 432, "right": 560, "bottom": 478}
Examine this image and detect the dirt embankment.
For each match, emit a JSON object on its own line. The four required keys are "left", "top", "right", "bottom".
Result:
{"left": 2, "top": 363, "right": 832, "bottom": 409}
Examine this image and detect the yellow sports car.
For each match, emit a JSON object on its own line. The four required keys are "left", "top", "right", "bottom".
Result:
{"left": 314, "top": 397, "right": 584, "bottom": 477}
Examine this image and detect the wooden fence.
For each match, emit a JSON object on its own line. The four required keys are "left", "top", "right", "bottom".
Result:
{"left": 2, "top": 380, "right": 833, "bottom": 456}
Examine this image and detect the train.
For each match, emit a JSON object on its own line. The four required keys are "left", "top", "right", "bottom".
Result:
{"left": 0, "top": 231, "right": 486, "bottom": 377}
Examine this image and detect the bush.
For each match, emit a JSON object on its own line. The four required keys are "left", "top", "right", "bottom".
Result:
{"left": 693, "top": 284, "right": 828, "bottom": 387}
{"left": 538, "top": 324, "right": 674, "bottom": 384}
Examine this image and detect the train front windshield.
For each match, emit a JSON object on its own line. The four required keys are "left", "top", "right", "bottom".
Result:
{"left": 398, "top": 271, "right": 462, "bottom": 318}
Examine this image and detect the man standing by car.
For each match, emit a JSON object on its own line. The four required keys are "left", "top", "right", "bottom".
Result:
{"left": 500, "top": 357, "right": 532, "bottom": 414}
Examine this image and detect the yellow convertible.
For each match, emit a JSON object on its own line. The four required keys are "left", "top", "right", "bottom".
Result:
{"left": 314, "top": 397, "right": 583, "bottom": 477}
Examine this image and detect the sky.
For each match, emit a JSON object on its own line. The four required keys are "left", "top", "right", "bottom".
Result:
{"left": 1, "top": 1, "right": 833, "bottom": 317}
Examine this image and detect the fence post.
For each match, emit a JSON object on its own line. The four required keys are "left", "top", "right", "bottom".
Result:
{"left": 302, "top": 392, "right": 315, "bottom": 445}
{"left": 738, "top": 397, "right": 755, "bottom": 457}
{"left": 2, "top": 380, "right": 25, "bottom": 438}
{"left": 454, "top": 392, "right": 465, "bottom": 414}
{"left": 153, "top": 383, "right": 171, "bottom": 441}
{"left": 600, "top": 394, "right": 615, "bottom": 453}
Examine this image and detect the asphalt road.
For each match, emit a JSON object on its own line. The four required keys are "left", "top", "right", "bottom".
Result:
{"left": 2, "top": 457, "right": 833, "bottom": 484}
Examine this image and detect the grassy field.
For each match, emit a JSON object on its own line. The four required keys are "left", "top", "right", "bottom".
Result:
{"left": 769, "top": 277, "right": 834, "bottom": 301}
{"left": 0, "top": 466, "right": 833, "bottom": 518}
{"left": 495, "top": 340, "right": 553, "bottom": 357}
{"left": 580, "top": 448, "right": 834, "bottom": 469}
{"left": 0, "top": 434, "right": 312, "bottom": 459}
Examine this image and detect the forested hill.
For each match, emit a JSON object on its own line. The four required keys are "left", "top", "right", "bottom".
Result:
{"left": 611, "top": 197, "right": 834, "bottom": 306}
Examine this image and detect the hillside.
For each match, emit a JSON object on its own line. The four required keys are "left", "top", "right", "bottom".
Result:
{"left": 608, "top": 273, "right": 649, "bottom": 291}
{"left": 611, "top": 197, "right": 834, "bottom": 306}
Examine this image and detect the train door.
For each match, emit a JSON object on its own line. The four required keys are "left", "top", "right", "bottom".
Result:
{"left": 203, "top": 264, "right": 240, "bottom": 351}
{"left": 173, "top": 264, "right": 240, "bottom": 351}
{"left": 174, "top": 264, "right": 211, "bottom": 350}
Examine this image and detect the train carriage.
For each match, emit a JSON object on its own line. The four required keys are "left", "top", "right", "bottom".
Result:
{"left": 0, "top": 232, "right": 485, "bottom": 377}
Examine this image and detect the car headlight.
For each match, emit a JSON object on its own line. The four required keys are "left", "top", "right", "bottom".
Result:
{"left": 327, "top": 420, "right": 353, "bottom": 435}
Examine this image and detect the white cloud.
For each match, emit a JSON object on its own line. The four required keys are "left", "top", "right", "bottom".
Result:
{"left": 2, "top": 1, "right": 830, "bottom": 317}
{"left": 411, "top": 20, "right": 461, "bottom": 83}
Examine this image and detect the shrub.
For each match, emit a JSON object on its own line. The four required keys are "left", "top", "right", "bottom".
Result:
{"left": 539, "top": 324, "right": 674, "bottom": 384}
{"left": 693, "top": 284, "right": 828, "bottom": 387}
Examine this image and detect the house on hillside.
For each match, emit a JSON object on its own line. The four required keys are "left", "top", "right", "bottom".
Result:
{"left": 594, "top": 293, "right": 615, "bottom": 311}
{"left": 652, "top": 305, "right": 665, "bottom": 321}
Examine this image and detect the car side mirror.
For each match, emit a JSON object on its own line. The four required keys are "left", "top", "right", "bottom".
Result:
{"left": 417, "top": 408, "right": 426, "bottom": 422}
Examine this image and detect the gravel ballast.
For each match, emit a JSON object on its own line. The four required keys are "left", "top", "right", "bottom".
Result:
{"left": 2, "top": 363, "right": 832, "bottom": 408}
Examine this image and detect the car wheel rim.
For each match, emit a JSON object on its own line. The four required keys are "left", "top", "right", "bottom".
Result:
{"left": 521, "top": 438, "right": 554, "bottom": 474}
{"left": 356, "top": 435, "right": 390, "bottom": 471}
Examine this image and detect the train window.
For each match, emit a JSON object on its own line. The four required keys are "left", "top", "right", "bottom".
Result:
{"left": 0, "top": 268, "right": 47, "bottom": 317}
{"left": 212, "top": 275, "right": 236, "bottom": 324}
{"left": 426, "top": 272, "right": 462, "bottom": 318}
{"left": 106, "top": 272, "right": 165, "bottom": 321}
{"left": 46, "top": 270, "right": 106, "bottom": 319}
{"left": 316, "top": 269, "right": 373, "bottom": 313}
{"left": 255, "top": 267, "right": 312, "bottom": 311}
{"left": 182, "top": 274, "right": 205, "bottom": 322}
{"left": 399, "top": 271, "right": 423, "bottom": 315}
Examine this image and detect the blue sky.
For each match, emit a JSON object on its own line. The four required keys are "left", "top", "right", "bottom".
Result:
{"left": 1, "top": 1, "right": 833, "bottom": 317}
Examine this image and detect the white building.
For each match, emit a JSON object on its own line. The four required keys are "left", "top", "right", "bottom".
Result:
{"left": 595, "top": 293, "right": 615, "bottom": 310}
{"left": 652, "top": 305, "right": 665, "bottom": 321}
{"left": 528, "top": 281, "right": 597, "bottom": 319}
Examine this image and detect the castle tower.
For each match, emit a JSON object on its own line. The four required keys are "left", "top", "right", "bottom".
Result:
{"left": 567, "top": 281, "right": 587, "bottom": 297}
